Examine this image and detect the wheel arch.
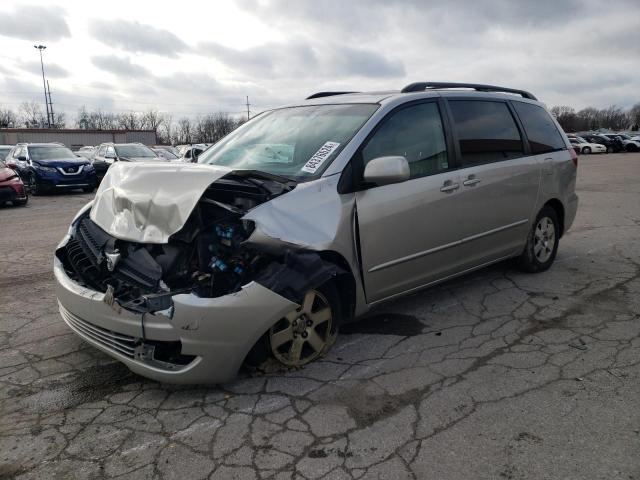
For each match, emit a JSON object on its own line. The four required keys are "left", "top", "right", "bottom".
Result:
{"left": 543, "top": 198, "right": 565, "bottom": 237}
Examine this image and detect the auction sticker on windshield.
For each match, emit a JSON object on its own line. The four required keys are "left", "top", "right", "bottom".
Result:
{"left": 301, "top": 141, "right": 340, "bottom": 174}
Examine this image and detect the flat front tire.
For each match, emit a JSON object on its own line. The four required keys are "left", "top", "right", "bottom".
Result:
{"left": 269, "top": 282, "right": 341, "bottom": 367}
{"left": 516, "top": 206, "right": 560, "bottom": 273}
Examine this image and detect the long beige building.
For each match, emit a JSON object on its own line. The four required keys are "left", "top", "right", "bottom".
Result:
{"left": 0, "top": 128, "right": 157, "bottom": 149}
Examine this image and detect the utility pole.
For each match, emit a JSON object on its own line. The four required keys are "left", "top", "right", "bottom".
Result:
{"left": 245, "top": 96, "right": 251, "bottom": 121}
{"left": 47, "top": 80, "right": 55, "bottom": 127}
{"left": 34, "top": 45, "right": 51, "bottom": 128}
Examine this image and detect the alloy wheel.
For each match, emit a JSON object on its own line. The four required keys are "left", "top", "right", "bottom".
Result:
{"left": 270, "top": 289, "right": 334, "bottom": 366}
{"left": 533, "top": 216, "right": 555, "bottom": 263}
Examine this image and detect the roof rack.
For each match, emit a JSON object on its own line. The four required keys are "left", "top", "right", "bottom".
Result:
{"left": 400, "top": 82, "right": 537, "bottom": 100}
{"left": 306, "top": 91, "right": 359, "bottom": 100}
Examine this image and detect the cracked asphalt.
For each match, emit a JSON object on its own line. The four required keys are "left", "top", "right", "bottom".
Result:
{"left": 1, "top": 153, "right": 639, "bottom": 480}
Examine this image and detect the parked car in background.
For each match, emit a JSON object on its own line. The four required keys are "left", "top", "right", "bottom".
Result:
{"left": 152, "top": 148, "right": 181, "bottom": 161}
{"left": 92, "top": 143, "right": 164, "bottom": 180}
{"left": 576, "top": 133, "right": 620, "bottom": 153}
{"left": 0, "top": 159, "right": 28, "bottom": 206}
{"left": 76, "top": 146, "right": 96, "bottom": 160}
{"left": 602, "top": 134, "right": 640, "bottom": 152}
{"left": 55, "top": 82, "right": 578, "bottom": 383}
{"left": 0, "top": 145, "right": 13, "bottom": 161}
{"left": 6, "top": 143, "right": 96, "bottom": 195}
{"left": 569, "top": 137, "right": 606, "bottom": 154}
{"left": 177, "top": 144, "right": 209, "bottom": 162}
{"left": 153, "top": 145, "right": 179, "bottom": 156}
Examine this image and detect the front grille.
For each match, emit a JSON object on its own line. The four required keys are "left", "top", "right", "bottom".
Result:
{"left": 59, "top": 303, "right": 137, "bottom": 358}
{"left": 63, "top": 216, "right": 162, "bottom": 304}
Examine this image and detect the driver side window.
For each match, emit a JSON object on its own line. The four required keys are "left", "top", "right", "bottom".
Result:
{"left": 362, "top": 102, "right": 449, "bottom": 179}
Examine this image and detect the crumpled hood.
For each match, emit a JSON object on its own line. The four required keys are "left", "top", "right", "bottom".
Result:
{"left": 90, "top": 161, "right": 232, "bottom": 243}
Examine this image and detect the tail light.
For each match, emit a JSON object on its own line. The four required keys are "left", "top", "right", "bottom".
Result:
{"left": 569, "top": 147, "right": 578, "bottom": 167}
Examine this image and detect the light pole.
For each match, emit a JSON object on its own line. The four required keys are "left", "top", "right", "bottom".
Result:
{"left": 34, "top": 45, "right": 51, "bottom": 128}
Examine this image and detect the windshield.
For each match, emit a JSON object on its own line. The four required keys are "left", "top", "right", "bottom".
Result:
{"left": 29, "top": 146, "right": 75, "bottom": 160}
{"left": 115, "top": 144, "right": 157, "bottom": 158}
{"left": 575, "top": 137, "right": 587, "bottom": 143}
{"left": 156, "top": 149, "right": 178, "bottom": 159}
{"left": 198, "top": 104, "right": 378, "bottom": 180}
{"left": 617, "top": 134, "right": 631, "bottom": 140}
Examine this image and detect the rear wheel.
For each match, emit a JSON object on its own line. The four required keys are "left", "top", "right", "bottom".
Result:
{"left": 516, "top": 206, "right": 560, "bottom": 273}
{"left": 582, "top": 146, "right": 591, "bottom": 154}
{"left": 606, "top": 146, "right": 614, "bottom": 153}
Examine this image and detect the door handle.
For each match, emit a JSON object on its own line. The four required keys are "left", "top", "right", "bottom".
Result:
{"left": 543, "top": 157, "right": 553, "bottom": 176}
{"left": 440, "top": 181, "right": 460, "bottom": 193}
{"left": 462, "top": 175, "right": 481, "bottom": 187}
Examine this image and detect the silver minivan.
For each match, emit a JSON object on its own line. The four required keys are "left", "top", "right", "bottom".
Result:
{"left": 55, "top": 82, "right": 578, "bottom": 383}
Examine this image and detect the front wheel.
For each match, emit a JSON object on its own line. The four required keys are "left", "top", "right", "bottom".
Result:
{"left": 269, "top": 283, "right": 341, "bottom": 367}
{"left": 606, "top": 146, "right": 614, "bottom": 153}
{"left": 516, "top": 206, "right": 560, "bottom": 273}
{"left": 27, "top": 173, "right": 44, "bottom": 196}
{"left": 582, "top": 147, "right": 591, "bottom": 154}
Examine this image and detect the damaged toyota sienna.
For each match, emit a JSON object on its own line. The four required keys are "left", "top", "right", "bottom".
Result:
{"left": 55, "top": 82, "right": 578, "bottom": 384}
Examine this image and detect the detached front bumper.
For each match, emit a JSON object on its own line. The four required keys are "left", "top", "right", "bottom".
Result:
{"left": 54, "top": 242, "right": 298, "bottom": 384}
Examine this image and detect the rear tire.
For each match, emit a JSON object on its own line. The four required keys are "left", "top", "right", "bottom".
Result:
{"left": 606, "top": 146, "right": 614, "bottom": 153}
{"left": 582, "top": 147, "right": 591, "bottom": 154}
{"left": 516, "top": 206, "right": 560, "bottom": 273}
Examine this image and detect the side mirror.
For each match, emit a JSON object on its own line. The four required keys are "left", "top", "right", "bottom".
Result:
{"left": 363, "top": 156, "right": 410, "bottom": 187}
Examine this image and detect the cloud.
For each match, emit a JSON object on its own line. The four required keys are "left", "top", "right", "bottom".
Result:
{"left": 88, "top": 19, "right": 189, "bottom": 57}
{"left": 22, "top": 61, "right": 69, "bottom": 79}
{"left": 198, "top": 40, "right": 404, "bottom": 79}
{"left": 91, "top": 55, "right": 149, "bottom": 77}
{"left": 0, "top": 5, "right": 70, "bottom": 41}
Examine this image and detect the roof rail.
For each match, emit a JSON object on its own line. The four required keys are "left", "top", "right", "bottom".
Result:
{"left": 306, "top": 91, "right": 359, "bottom": 100}
{"left": 400, "top": 82, "right": 537, "bottom": 100}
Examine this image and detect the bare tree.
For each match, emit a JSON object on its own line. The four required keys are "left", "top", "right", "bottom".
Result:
{"left": 627, "top": 103, "right": 640, "bottom": 130}
{"left": 157, "top": 114, "right": 173, "bottom": 144}
{"left": 19, "top": 101, "right": 46, "bottom": 128}
{"left": 0, "top": 108, "right": 18, "bottom": 128}
{"left": 117, "top": 111, "right": 140, "bottom": 130}
{"left": 176, "top": 117, "right": 193, "bottom": 144}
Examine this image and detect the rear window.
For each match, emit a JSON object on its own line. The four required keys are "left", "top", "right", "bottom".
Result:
{"left": 448, "top": 100, "right": 524, "bottom": 166}
{"left": 512, "top": 102, "right": 566, "bottom": 154}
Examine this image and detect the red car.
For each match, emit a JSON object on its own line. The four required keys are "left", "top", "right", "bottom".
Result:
{"left": 0, "top": 159, "right": 28, "bottom": 206}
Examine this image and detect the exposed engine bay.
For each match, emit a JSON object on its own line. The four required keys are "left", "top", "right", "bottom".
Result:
{"left": 56, "top": 171, "right": 343, "bottom": 314}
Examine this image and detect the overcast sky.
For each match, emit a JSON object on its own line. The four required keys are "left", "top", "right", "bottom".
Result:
{"left": 0, "top": 0, "right": 638, "bottom": 120}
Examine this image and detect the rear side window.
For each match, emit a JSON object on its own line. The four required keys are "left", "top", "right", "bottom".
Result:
{"left": 448, "top": 100, "right": 523, "bottom": 166}
{"left": 362, "top": 102, "right": 449, "bottom": 179}
{"left": 512, "top": 102, "right": 565, "bottom": 154}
